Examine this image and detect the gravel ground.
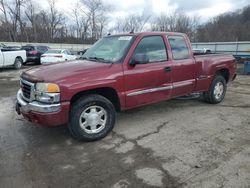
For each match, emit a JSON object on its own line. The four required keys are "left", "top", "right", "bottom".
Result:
{"left": 0, "top": 66, "right": 249, "bottom": 188}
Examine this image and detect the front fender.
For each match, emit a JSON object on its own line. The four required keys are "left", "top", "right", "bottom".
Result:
{"left": 60, "top": 78, "right": 124, "bottom": 105}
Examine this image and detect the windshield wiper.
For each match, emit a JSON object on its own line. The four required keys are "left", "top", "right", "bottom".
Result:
{"left": 88, "top": 56, "right": 111, "bottom": 63}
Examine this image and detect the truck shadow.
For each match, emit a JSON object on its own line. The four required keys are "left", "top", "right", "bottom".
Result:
{"left": 17, "top": 97, "right": 206, "bottom": 145}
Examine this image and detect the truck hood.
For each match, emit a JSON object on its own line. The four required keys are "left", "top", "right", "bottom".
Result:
{"left": 21, "top": 60, "right": 113, "bottom": 83}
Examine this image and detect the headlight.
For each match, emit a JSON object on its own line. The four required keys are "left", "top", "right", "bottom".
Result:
{"left": 35, "top": 83, "right": 60, "bottom": 103}
{"left": 36, "top": 83, "right": 60, "bottom": 93}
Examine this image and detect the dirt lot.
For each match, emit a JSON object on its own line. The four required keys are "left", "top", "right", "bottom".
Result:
{"left": 0, "top": 66, "right": 250, "bottom": 188}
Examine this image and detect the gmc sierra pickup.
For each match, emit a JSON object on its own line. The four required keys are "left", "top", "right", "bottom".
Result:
{"left": 16, "top": 32, "right": 237, "bottom": 141}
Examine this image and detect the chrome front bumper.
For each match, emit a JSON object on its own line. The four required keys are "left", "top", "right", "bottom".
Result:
{"left": 16, "top": 89, "right": 61, "bottom": 113}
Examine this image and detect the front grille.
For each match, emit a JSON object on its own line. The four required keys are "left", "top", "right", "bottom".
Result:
{"left": 22, "top": 82, "right": 31, "bottom": 98}
{"left": 20, "top": 79, "right": 34, "bottom": 101}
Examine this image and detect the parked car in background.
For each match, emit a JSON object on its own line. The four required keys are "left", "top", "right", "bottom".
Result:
{"left": 41, "top": 49, "right": 77, "bottom": 64}
{"left": 77, "top": 48, "right": 88, "bottom": 56}
{"left": 21, "top": 45, "right": 49, "bottom": 64}
{"left": 0, "top": 47, "right": 26, "bottom": 69}
{"left": 193, "top": 48, "right": 212, "bottom": 55}
{"left": 76, "top": 48, "right": 88, "bottom": 59}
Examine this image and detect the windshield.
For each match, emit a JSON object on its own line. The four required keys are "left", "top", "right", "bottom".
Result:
{"left": 45, "top": 49, "right": 62, "bottom": 54}
{"left": 82, "top": 35, "right": 134, "bottom": 63}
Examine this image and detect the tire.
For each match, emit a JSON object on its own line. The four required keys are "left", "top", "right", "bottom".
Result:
{"left": 14, "top": 58, "right": 22, "bottom": 70}
{"left": 203, "top": 75, "right": 227, "bottom": 104}
{"left": 69, "top": 94, "right": 116, "bottom": 141}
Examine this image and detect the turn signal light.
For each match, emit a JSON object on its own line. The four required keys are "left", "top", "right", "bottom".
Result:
{"left": 47, "top": 83, "right": 60, "bottom": 93}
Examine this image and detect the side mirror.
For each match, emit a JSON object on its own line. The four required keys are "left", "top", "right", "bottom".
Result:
{"left": 130, "top": 53, "right": 149, "bottom": 65}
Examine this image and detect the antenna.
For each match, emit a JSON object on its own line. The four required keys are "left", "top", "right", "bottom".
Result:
{"left": 129, "top": 28, "right": 134, "bottom": 34}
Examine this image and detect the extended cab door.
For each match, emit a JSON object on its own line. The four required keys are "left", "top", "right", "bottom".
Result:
{"left": 124, "top": 35, "right": 172, "bottom": 108}
{"left": 167, "top": 35, "right": 196, "bottom": 97}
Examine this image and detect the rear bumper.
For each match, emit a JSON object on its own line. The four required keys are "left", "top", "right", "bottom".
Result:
{"left": 16, "top": 89, "right": 70, "bottom": 127}
{"left": 41, "top": 58, "right": 63, "bottom": 64}
{"left": 26, "top": 56, "right": 40, "bottom": 62}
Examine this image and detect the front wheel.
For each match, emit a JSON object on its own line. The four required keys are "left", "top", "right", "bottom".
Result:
{"left": 203, "top": 75, "right": 227, "bottom": 104}
{"left": 69, "top": 94, "right": 116, "bottom": 141}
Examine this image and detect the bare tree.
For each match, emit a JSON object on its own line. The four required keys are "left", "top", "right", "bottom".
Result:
{"left": 25, "top": 0, "right": 39, "bottom": 42}
{"left": 0, "top": 0, "right": 12, "bottom": 40}
{"left": 1, "top": 0, "right": 249, "bottom": 44}
{"left": 47, "top": 0, "right": 65, "bottom": 41}
{"left": 1, "top": 0, "right": 26, "bottom": 41}
{"left": 98, "top": 15, "right": 107, "bottom": 38}
{"left": 36, "top": 11, "right": 51, "bottom": 42}
{"left": 151, "top": 11, "right": 199, "bottom": 41}
{"left": 196, "top": 6, "right": 250, "bottom": 42}
{"left": 113, "top": 13, "right": 150, "bottom": 33}
{"left": 151, "top": 14, "right": 169, "bottom": 31}
{"left": 81, "top": 0, "right": 110, "bottom": 41}
{"left": 71, "top": 1, "right": 90, "bottom": 39}
{"left": 71, "top": 2, "right": 83, "bottom": 38}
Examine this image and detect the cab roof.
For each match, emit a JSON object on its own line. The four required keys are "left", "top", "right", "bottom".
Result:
{"left": 109, "top": 31, "right": 187, "bottom": 37}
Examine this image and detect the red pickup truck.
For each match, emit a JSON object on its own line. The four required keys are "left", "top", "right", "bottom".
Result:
{"left": 16, "top": 32, "right": 237, "bottom": 141}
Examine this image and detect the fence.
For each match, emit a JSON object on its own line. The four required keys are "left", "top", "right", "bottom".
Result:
{"left": 192, "top": 41, "right": 250, "bottom": 58}
{"left": 1, "top": 41, "right": 92, "bottom": 51}
{"left": 2, "top": 41, "right": 250, "bottom": 58}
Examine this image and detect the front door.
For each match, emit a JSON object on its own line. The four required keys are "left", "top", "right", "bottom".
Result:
{"left": 123, "top": 35, "right": 173, "bottom": 108}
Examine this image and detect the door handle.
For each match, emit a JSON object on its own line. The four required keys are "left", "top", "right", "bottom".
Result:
{"left": 164, "top": 67, "right": 172, "bottom": 72}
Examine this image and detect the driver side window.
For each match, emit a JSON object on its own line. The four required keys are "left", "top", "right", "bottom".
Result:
{"left": 134, "top": 36, "right": 168, "bottom": 63}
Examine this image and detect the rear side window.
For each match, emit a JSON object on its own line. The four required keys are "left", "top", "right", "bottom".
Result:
{"left": 37, "top": 46, "right": 48, "bottom": 53}
{"left": 46, "top": 49, "right": 62, "bottom": 54}
{"left": 21, "top": 46, "right": 34, "bottom": 51}
{"left": 37, "top": 46, "right": 43, "bottom": 52}
{"left": 168, "top": 36, "right": 190, "bottom": 60}
{"left": 134, "top": 36, "right": 167, "bottom": 63}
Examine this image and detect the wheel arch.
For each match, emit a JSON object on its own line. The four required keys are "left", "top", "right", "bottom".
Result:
{"left": 70, "top": 87, "right": 121, "bottom": 111}
{"left": 215, "top": 68, "right": 229, "bottom": 83}
{"left": 16, "top": 56, "right": 23, "bottom": 62}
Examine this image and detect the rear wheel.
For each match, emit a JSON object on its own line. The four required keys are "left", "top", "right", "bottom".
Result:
{"left": 69, "top": 94, "right": 116, "bottom": 141}
{"left": 13, "top": 58, "right": 22, "bottom": 70}
{"left": 203, "top": 75, "right": 227, "bottom": 104}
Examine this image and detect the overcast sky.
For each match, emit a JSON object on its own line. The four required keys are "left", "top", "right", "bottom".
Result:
{"left": 56, "top": 0, "right": 249, "bottom": 23}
